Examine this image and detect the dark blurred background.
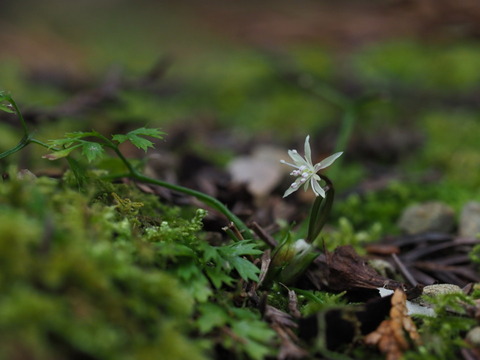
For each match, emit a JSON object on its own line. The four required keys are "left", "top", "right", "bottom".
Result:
{"left": 1, "top": 0, "right": 480, "bottom": 196}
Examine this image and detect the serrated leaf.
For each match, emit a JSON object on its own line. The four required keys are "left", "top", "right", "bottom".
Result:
{"left": 111, "top": 134, "right": 128, "bottom": 143}
{"left": 197, "top": 303, "right": 229, "bottom": 334}
{"left": 47, "top": 138, "right": 76, "bottom": 148}
{"left": 81, "top": 142, "right": 104, "bottom": 162}
{"left": 66, "top": 131, "right": 97, "bottom": 139}
{"left": 205, "top": 267, "right": 234, "bottom": 288}
{"left": 127, "top": 127, "right": 165, "bottom": 139}
{"left": 42, "top": 144, "right": 82, "bottom": 160}
{"left": 226, "top": 241, "right": 263, "bottom": 257}
{"left": 231, "top": 319, "right": 276, "bottom": 360}
{"left": 112, "top": 127, "right": 165, "bottom": 152}
{"left": 228, "top": 256, "right": 260, "bottom": 282}
{"left": 127, "top": 135, "right": 155, "bottom": 151}
{"left": 47, "top": 132, "right": 98, "bottom": 148}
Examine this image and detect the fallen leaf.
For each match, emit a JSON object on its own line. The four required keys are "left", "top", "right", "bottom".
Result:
{"left": 228, "top": 145, "right": 287, "bottom": 200}
{"left": 364, "top": 288, "right": 421, "bottom": 360}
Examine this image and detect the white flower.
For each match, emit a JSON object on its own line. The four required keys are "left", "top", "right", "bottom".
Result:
{"left": 280, "top": 135, "right": 342, "bottom": 198}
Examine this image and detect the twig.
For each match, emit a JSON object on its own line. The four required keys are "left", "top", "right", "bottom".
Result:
{"left": 250, "top": 221, "right": 277, "bottom": 247}
{"left": 391, "top": 253, "right": 418, "bottom": 287}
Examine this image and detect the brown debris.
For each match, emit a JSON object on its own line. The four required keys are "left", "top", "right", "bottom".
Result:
{"left": 308, "top": 245, "right": 403, "bottom": 292}
{"left": 364, "top": 288, "right": 421, "bottom": 360}
{"left": 370, "top": 233, "right": 480, "bottom": 287}
{"left": 264, "top": 305, "right": 308, "bottom": 360}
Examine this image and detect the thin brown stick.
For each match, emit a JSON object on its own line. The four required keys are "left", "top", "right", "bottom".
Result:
{"left": 392, "top": 253, "right": 418, "bottom": 287}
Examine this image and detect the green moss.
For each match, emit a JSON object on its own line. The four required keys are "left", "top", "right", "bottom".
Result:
{"left": 333, "top": 179, "right": 480, "bottom": 235}
{"left": 0, "top": 173, "right": 204, "bottom": 360}
{"left": 317, "top": 217, "right": 382, "bottom": 254}
{"left": 404, "top": 293, "right": 476, "bottom": 360}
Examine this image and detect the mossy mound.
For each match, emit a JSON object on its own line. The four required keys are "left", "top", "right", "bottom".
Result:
{"left": 0, "top": 171, "right": 204, "bottom": 360}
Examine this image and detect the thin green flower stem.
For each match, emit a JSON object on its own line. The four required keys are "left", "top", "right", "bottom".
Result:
{"left": 0, "top": 136, "right": 54, "bottom": 160}
{"left": 0, "top": 134, "right": 31, "bottom": 160}
{"left": 98, "top": 136, "right": 252, "bottom": 240}
{"left": 135, "top": 171, "right": 251, "bottom": 239}
{"left": 0, "top": 95, "right": 35, "bottom": 160}
{"left": 0, "top": 100, "right": 251, "bottom": 239}
{"left": 30, "top": 138, "right": 51, "bottom": 148}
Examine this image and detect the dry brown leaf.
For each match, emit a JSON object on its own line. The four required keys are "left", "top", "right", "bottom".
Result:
{"left": 364, "top": 288, "right": 421, "bottom": 360}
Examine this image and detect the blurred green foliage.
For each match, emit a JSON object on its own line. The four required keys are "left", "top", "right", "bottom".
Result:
{"left": 0, "top": 170, "right": 276, "bottom": 359}
{"left": 2, "top": 3, "right": 480, "bottom": 357}
{"left": 404, "top": 293, "right": 476, "bottom": 360}
{"left": 353, "top": 41, "right": 480, "bottom": 93}
{"left": 0, "top": 172, "right": 203, "bottom": 360}
{"left": 416, "top": 110, "right": 480, "bottom": 188}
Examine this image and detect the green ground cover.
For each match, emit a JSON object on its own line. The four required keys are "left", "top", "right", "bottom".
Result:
{"left": 1, "top": 1, "right": 480, "bottom": 358}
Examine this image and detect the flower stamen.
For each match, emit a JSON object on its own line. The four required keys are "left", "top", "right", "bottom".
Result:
{"left": 280, "top": 135, "right": 342, "bottom": 198}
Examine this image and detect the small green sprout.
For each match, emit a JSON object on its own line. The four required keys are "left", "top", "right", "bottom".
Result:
{"left": 0, "top": 91, "right": 252, "bottom": 240}
{"left": 268, "top": 136, "right": 343, "bottom": 284}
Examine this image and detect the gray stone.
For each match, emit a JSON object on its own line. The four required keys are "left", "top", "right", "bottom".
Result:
{"left": 368, "top": 259, "right": 396, "bottom": 278}
{"left": 466, "top": 327, "right": 480, "bottom": 347}
{"left": 397, "top": 201, "right": 455, "bottom": 235}
{"left": 412, "top": 284, "right": 463, "bottom": 309}
{"left": 422, "top": 284, "right": 462, "bottom": 297}
{"left": 459, "top": 201, "right": 480, "bottom": 238}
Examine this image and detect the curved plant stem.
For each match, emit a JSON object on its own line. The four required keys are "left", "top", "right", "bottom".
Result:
{"left": 0, "top": 134, "right": 31, "bottom": 160}
{"left": 1, "top": 95, "right": 252, "bottom": 240}
{"left": 102, "top": 139, "right": 252, "bottom": 240}
{"left": 6, "top": 94, "right": 29, "bottom": 136}
{"left": 306, "top": 174, "right": 334, "bottom": 243}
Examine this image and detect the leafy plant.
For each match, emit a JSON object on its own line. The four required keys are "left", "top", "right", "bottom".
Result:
{"left": 404, "top": 293, "right": 476, "bottom": 360}
{"left": 0, "top": 91, "right": 251, "bottom": 240}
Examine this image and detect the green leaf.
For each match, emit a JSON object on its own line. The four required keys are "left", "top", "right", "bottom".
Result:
{"left": 127, "top": 135, "right": 155, "bottom": 151}
{"left": 205, "top": 267, "right": 234, "bottom": 288}
{"left": 42, "top": 144, "right": 82, "bottom": 160}
{"left": 197, "top": 303, "right": 229, "bottom": 334}
{"left": 112, "top": 127, "right": 165, "bottom": 152}
{"left": 47, "top": 132, "right": 99, "bottom": 148}
{"left": 111, "top": 134, "right": 128, "bottom": 143}
{"left": 66, "top": 157, "right": 88, "bottom": 188}
{"left": 231, "top": 319, "right": 276, "bottom": 360}
{"left": 226, "top": 241, "right": 263, "bottom": 257}
{"left": 227, "top": 256, "right": 259, "bottom": 282}
{"left": 66, "top": 131, "right": 98, "bottom": 139}
{"left": 0, "top": 104, "right": 14, "bottom": 114}
{"left": 219, "top": 241, "right": 262, "bottom": 282}
{"left": 127, "top": 127, "right": 166, "bottom": 139}
{"left": 202, "top": 242, "right": 260, "bottom": 285}
{"left": 81, "top": 142, "right": 105, "bottom": 162}
{"left": 307, "top": 174, "right": 334, "bottom": 242}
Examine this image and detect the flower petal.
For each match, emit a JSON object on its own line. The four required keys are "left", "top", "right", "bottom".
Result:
{"left": 283, "top": 178, "right": 304, "bottom": 198}
{"left": 283, "top": 185, "right": 298, "bottom": 198}
{"left": 288, "top": 149, "right": 309, "bottom": 168}
{"left": 314, "top": 151, "right": 343, "bottom": 171}
{"left": 304, "top": 135, "right": 312, "bottom": 165}
{"left": 311, "top": 178, "right": 326, "bottom": 198}
{"left": 280, "top": 159, "right": 297, "bottom": 168}
{"left": 303, "top": 180, "right": 310, "bottom": 192}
